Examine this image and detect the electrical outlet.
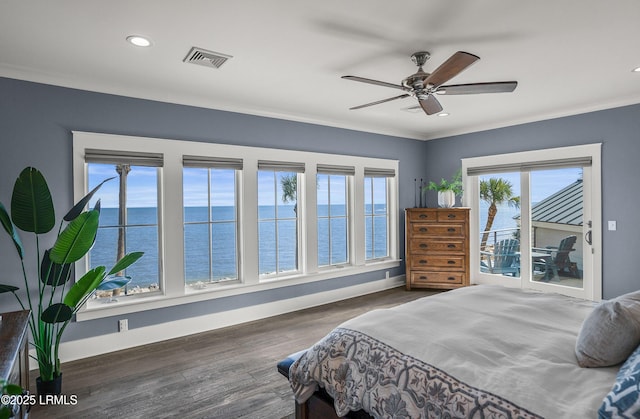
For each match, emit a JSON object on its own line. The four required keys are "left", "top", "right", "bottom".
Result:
{"left": 385, "top": 270, "right": 390, "bottom": 279}
{"left": 118, "top": 319, "right": 128, "bottom": 332}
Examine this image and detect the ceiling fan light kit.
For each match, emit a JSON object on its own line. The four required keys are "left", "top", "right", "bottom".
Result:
{"left": 343, "top": 50, "right": 518, "bottom": 116}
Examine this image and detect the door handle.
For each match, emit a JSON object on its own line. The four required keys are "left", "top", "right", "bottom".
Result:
{"left": 585, "top": 230, "right": 592, "bottom": 245}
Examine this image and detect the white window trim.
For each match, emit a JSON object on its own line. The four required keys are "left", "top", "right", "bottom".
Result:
{"left": 461, "top": 143, "right": 602, "bottom": 301}
{"left": 73, "top": 131, "right": 400, "bottom": 321}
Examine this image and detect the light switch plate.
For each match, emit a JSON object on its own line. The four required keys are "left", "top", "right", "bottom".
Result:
{"left": 608, "top": 221, "right": 617, "bottom": 231}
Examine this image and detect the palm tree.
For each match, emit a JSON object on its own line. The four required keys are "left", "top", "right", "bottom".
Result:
{"left": 480, "top": 177, "right": 520, "bottom": 251}
{"left": 280, "top": 174, "right": 298, "bottom": 271}
{"left": 114, "top": 164, "right": 130, "bottom": 296}
{"left": 280, "top": 174, "right": 297, "bottom": 214}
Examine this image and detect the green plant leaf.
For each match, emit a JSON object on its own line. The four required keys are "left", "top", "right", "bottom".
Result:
{"left": 0, "top": 202, "right": 23, "bottom": 259}
{"left": 40, "top": 249, "right": 73, "bottom": 286}
{"left": 63, "top": 266, "right": 105, "bottom": 308}
{"left": 97, "top": 276, "right": 132, "bottom": 290}
{"left": 10, "top": 167, "right": 55, "bottom": 234}
{"left": 41, "top": 303, "right": 73, "bottom": 324}
{"left": 49, "top": 210, "right": 99, "bottom": 264}
{"left": 108, "top": 251, "right": 144, "bottom": 275}
{"left": 0, "top": 284, "right": 19, "bottom": 293}
{"left": 63, "top": 177, "right": 114, "bottom": 221}
{"left": 4, "top": 383, "right": 23, "bottom": 395}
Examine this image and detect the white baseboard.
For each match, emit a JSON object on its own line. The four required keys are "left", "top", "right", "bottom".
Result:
{"left": 31, "top": 275, "right": 404, "bottom": 369}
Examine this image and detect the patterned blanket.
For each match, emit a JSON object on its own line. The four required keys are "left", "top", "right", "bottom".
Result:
{"left": 290, "top": 327, "right": 542, "bottom": 419}
{"left": 289, "top": 285, "right": 620, "bottom": 418}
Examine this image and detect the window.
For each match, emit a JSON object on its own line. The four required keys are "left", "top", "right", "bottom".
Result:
{"left": 183, "top": 156, "right": 242, "bottom": 288}
{"left": 364, "top": 168, "right": 394, "bottom": 260}
{"left": 257, "top": 161, "right": 304, "bottom": 276}
{"left": 74, "top": 132, "right": 399, "bottom": 320}
{"left": 86, "top": 150, "right": 162, "bottom": 300}
{"left": 462, "top": 144, "right": 602, "bottom": 301}
{"left": 317, "top": 165, "right": 353, "bottom": 267}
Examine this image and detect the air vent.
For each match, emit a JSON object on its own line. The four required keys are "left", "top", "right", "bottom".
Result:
{"left": 183, "top": 47, "right": 232, "bottom": 69}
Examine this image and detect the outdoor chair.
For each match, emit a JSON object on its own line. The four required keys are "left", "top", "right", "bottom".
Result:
{"left": 533, "top": 235, "right": 578, "bottom": 280}
{"left": 480, "top": 238, "right": 520, "bottom": 276}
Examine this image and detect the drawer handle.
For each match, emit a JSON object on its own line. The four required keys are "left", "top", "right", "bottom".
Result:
{"left": 447, "top": 260, "right": 456, "bottom": 264}
{"left": 447, "top": 244, "right": 456, "bottom": 248}
{"left": 447, "top": 277, "right": 456, "bottom": 281}
{"left": 419, "top": 276, "right": 428, "bottom": 280}
{"left": 419, "top": 243, "right": 428, "bottom": 248}
{"left": 419, "top": 228, "right": 428, "bottom": 232}
{"left": 419, "top": 214, "right": 427, "bottom": 219}
{"left": 447, "top": 228, "right": 456, "bottom": 232}
{"left": 447, "top": 214, "right": 456, "bottom": 219}
{"left": 419, "top": 260, "right": 428, "bottom": 264}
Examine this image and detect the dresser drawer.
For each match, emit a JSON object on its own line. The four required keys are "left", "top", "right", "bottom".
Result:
{"left": 437, "top": 210, "right": 467, "bottom": 222}
{"left": 410, "top": 224, "right": 465, "bottom": 237}
{"left": 411, "top": 271, "right": 464, "bottom": 285}
{"left": 409, "top": 239, "right": 465, "bottom": 254}
{"left": 407, "top": 210, "right": 438, "bottom": 222}
{"left": 409, "top": 255, "right": 465, "bottom": 269}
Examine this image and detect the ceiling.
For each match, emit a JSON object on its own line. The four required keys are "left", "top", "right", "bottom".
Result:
{"left": 1, "top": 1, "right": 639, "bottom": 141}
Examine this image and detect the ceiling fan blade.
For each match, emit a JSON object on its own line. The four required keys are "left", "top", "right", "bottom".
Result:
{"left": 437, "top": 81, "right": 518, "bottom": 95}
{"left": 418, "top": 95, "right": 443, "bottom": 115}
{"left": 342, "top": 75, "right": 405, "bottom": 91}
{"left": 349, "top": 94, "right": 411, "bottom": 110}
{"left": 424, "top": 51, "right": 480, "bottom": 89}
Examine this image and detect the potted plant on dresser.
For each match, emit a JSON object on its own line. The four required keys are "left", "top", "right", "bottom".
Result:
{"left": 425, "top": 169, "right": 463, "bottom": 207}
{"left": 0, "top": 167, "right": 143, "bottom": 395}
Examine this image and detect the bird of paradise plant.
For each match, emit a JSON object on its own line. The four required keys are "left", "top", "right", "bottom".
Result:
{"left": 0, "top": 167, "right": 143, "bottom": 388}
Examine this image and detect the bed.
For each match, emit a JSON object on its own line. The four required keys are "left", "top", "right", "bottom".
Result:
{"left": 281, "top": 285, "right": 640, "bottom": 418}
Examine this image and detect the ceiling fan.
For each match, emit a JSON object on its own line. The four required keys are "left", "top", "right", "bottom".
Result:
{"left": 342, "top": 51, "right": 517, "bottom": 116}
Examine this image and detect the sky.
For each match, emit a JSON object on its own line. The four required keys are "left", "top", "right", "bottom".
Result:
{"left": 88, "top": 164, "right": 582, "bottom": 209}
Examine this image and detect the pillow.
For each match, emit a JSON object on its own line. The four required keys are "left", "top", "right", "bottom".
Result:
{"left": 575, "top": 290, "right": 640, "bottom": 368}
{"left": 599, "top": 343, "right": 640, "bottom": 418}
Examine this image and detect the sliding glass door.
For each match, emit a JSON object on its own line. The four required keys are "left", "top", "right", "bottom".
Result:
{"left": 463, "top": 144, "right": 601, "bottom": 301}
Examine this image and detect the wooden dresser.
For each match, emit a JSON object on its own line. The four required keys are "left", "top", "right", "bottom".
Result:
{"left": 0, "top": 310, "right": 30, "bottom": 419}
{"left": 405, "top": 208, "right": 470, "bottom": 290}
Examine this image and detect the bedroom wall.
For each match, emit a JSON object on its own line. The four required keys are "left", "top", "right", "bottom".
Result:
{"left": 422, "top": 103, "right": 640, "bottom": 299}
{"left": 0, "top": 77, "right": 427, "bottom": 349}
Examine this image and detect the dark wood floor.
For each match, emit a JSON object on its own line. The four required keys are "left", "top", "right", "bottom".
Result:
{"left": 28, "top": 287, "right": 437, "bottom": 419}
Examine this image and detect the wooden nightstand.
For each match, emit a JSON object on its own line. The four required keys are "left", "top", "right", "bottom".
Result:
{"left": 1, "top": 310, "right": 30, "bottom": 419}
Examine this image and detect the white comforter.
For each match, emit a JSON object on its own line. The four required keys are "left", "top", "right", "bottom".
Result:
{"left": 290, "top": 285, "right": 619, "bottom": 418}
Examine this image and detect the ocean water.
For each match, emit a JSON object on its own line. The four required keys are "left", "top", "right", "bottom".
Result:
{"left": 90, "top": 204, "right": 388, "bottom": 289}
{"left": 478, "top": 201, "right": 520, "bottom": 244}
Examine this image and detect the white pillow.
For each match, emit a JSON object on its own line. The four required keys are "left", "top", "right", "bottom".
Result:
{"left": 575, "top": 290, "right": 640, "bottom": 368}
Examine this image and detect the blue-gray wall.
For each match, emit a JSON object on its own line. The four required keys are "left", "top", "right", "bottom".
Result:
{"left": 0, "top": 77, "right": 427, "bottom": 341}
{"left": 2, "top": 76, "right": 639, "bottom": 344}
{"left": 422, "top": 104, "right": 640, "bottom": 299}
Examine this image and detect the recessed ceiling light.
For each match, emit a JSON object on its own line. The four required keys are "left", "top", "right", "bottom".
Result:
{"left": 126, "top": 35, "right": 152, "bottom": 47}
{"left": 437, "top": 112, "right": 450, "bottom": 117}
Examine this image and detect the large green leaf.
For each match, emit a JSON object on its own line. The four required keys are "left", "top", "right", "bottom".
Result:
{"left": 108, "top": 251, "right": 144, "bottom": 275}
{"left": 63, "top": 177, "right": 114, "bottom": 221}
{"left": 3, "top": 383, "right": 23, "bottom": 396}
{"left": 0, "top": 284, "right": 19, "bottom": 294}
{"left": 10, "top": 167, "right": 55, "bottom": 234}
{"left": 40, "top": 249, "right": 72, "bottom": 286}
{"left": 41, "top": 303, "right": 73, "bottom": 324}
{"left": 63, "top": 266, "right": 105, "bottom": 308}
{"left": 97, "top": 276, "right": 132, "bottom": 290}
{"left": 0, "top": 202, "right": 23, "bottom": 258}
{"left": 49, "top": 210, "right": 99, "bottom": 264}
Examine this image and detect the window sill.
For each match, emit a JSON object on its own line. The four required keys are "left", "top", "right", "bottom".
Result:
{"left": 76, "top": 259, "right": 401, "bottom": 321}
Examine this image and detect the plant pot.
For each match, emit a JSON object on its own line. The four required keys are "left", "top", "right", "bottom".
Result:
{"left": 438, "top": 190, "right": 456, "bottom": 208}
{"left": 36, "top": 373, "right": 62, "bottom": 396}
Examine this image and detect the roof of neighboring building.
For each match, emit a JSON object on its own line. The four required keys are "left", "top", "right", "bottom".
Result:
{"left": 530, "top": 179, "right": 583, "bottom": 226}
